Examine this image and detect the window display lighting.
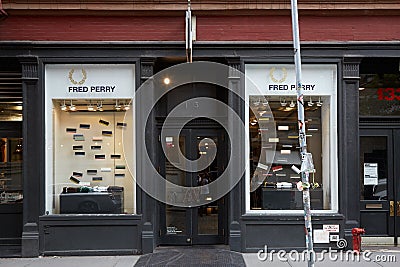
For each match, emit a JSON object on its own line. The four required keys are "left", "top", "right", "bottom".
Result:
{"left": 60, "top": 100, "right": 67, "bottom": 111}
{"left": 307, "top": 96, "right": 314, "bottom": 107}
{"left": 87, "top": 101, "right": 95, "bottom": 111}
{"left": 97, "top": 101, "right": 103, "bottom": 112}
{"left": 280, "top": 98, "right": 287, "bottom": 107}
{"left": 316, "top": 97, "right": 323, "bottom": 107}
{"left": 123, "top": 103, "right": 130, "bottom": 111}
{"left": 58, "top": 99, "right": 132, "bottom": 112}
{"left": 115, "top": 100, "right": 121, "bottom": 111}
{"left": 69, "top": 100, "right": 76, "bottom": 111}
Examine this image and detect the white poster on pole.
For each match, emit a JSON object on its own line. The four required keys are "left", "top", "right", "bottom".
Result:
{"left": 364, "top": 163, "right": 378, "bottom": 185}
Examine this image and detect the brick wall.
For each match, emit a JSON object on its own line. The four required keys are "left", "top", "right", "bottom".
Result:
{"left": 0, "top": 16, "right": 184, "bottom": 41}
{"left": 196, "top": 15, "right": 400, "bottom": 42}
{"left": 0, "top": 15, "right": 399, "bottom": 42}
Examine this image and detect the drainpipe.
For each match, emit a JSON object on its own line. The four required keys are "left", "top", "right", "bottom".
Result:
{"left": 0, "top": 0, "right": 8, "bottom": 21}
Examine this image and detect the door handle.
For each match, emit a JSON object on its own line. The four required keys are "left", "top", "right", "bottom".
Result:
{"left": 397, "top": 201, "right": 400, "bottom": 217}
{"left": 390, "top": 201, "right": 394, "bottom": 216}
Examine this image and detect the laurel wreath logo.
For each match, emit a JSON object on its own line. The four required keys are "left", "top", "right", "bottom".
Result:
{"left": 68, "top": 68, "right": 87, "bottom": 85}
{"left": 269, "top": 67, "right": 287, "bottom": 83}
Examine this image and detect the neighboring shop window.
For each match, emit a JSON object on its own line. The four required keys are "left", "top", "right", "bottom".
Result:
{"left": 45, "top": 64, "right": 136, "bottom": 215}
{"left": 0, "top": 67, "right": 23, "bottom": 205}
{"left": 0, "top": 137, "right": 23, "bottom": 204}
{"left": 359, "top": 74, "right": 400, "bottom": 116}
{"left": 359, "top": 58, "right": 400, "bottom": 116}
{"left": 245, "top": 64, "right": 338, "bottom": 213}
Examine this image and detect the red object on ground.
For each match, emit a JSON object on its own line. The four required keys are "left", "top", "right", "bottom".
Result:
{"left": 352, "top": 228, "right": 365, "bottom": 253}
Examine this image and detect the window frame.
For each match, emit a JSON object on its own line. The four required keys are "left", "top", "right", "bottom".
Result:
{"left": 44, "top": 63, "right": 137, "bottom": 215}
{"left": 244, "top": 63, "right": 339, "bottom": 215}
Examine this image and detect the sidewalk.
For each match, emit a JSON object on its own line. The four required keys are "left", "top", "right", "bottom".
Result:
{"left": 0, "top": 255, "right": 141, "bottom": 267}
{"left": 243, "top": 247, "right": 400, "bottom": 267}
{"left": 0, "top": 247, "right": 399, "bottom": 266}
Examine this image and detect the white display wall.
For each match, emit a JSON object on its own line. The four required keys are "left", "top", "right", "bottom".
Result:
{"left": 53, "top": 109, "right": 134, "bottom": 214}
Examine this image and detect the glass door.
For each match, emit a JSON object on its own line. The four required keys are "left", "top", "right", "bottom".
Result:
{"left": 160, "top": 128, "right": 227, "bottom": 245}
{"left": 162, "top": 131, "right": 191, "bottom": 244}
{"left": 360, "top": 129, "right": 400, "bottom": 243}
{"left": 191, "top": 130, "right": 226, "bottom": 245}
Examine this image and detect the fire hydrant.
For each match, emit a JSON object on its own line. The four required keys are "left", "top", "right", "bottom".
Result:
{"left": 352, "top": 228, "right": 365, "bottom": 253}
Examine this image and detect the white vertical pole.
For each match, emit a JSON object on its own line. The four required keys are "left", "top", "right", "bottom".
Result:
{"left": 290, "top": 0, "right": 315, "bottom": 266}
{"left": 186, "top": 0, "right": 193, "bottom": 63}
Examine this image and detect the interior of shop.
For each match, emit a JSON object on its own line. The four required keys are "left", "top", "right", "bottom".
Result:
{"left": 50, "top": 98, "right": 135, "bottom": 214}
{"left": 249, "top": 95, "right": 329, "bottom": 210}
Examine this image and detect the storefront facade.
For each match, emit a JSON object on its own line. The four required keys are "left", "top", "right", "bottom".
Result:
{"left": 358, "top": 58, "right": 400, "bottom": 246}
{"left": 0, "top": 0, "right": 399, "bottom": 257}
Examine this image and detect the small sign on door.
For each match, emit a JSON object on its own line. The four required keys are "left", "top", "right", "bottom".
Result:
{"left": 364, "top": 163, "right": 378, "bottom": 185}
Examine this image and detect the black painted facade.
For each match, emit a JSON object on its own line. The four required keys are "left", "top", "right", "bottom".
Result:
{"left": 0, "top": 42, "right": 399, "bottom": 256}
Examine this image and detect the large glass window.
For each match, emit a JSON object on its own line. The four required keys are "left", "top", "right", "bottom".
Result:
{"left": 248, "top": 96, "right": 328, "bottom": 211}
{"left": 0, "top": 137, "right": 23, "bottom": 204}
{"left": 50, "top": 99, "right": 134, "bottom": 214}
{"left": 245, "top": 64, "right": 338, "bottom": 213}
{"left": 359, "top": 73, "right": 400, "bottom": 116}
{"left": 45, "top": 64, "right": 136, "bottom": 215}
{"left": 359, "top": 58, "right": 400, "bottom": 116}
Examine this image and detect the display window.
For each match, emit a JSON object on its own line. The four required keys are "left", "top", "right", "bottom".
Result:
{"left": 245, "top": 64, "right": 338, "bottom": 213}
{"left": 45, "top": 64, "right": 136, "bottom": 215}
{"left": 359, "top": 73, "right": 400, "bottom": 116}
{"left": 0, "top": 137, "right": 23, "bottom": 204}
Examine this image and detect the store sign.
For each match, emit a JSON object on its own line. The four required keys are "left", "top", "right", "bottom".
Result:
{"left": 377, "top": 88, "right": 400, "bottom": 101}
{"left": 45, "top": 64, "right": 135, "bottom": 99}
{"left": 245, "top": 64, "right": 337, "bottom": 96}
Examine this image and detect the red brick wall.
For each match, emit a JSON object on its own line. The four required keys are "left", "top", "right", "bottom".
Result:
{"left": 0, "top": 15, "right": 399, "bottom": 42}
{"left": 197, "top": 15, "right": 400, "bottom": 42}
{"left": 0, "top": 16, "right": 185, "bottom": 41}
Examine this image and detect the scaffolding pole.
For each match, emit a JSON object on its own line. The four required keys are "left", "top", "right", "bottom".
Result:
{"left": 290, "top": 0, "right": 315, "bottom": 266}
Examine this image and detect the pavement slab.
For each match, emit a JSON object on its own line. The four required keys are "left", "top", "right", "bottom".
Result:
{"left": 0, "top": 246, "right": 399, "bottom": 267}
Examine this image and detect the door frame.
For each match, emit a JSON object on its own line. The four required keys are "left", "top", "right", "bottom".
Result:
{"left": 359, "top": 127, "right": 400, "bottom": 245}
{"left": 158, "top": 126, "right": 228, "bottom": 245}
